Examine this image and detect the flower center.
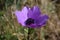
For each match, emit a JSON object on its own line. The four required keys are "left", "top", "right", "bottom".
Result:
{"left": 25, "top": 18, "right": 34, "bottom": 25}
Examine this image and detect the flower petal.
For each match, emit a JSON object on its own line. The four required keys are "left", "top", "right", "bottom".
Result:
{"left": 35, "top": 15, "right": 49, "bottom": 26}
{"left": 27, "top": 24, "right": 37, "bottom": 28}
{"left": 15, "top": 6, "right": 29, "bottom": 26}
{"left": 28, "top": 6, "right": 41, "bottom": 19}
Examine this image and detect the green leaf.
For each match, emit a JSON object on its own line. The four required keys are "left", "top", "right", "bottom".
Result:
{"left": 0, "top": 11, "right": 5, "bottom": 16}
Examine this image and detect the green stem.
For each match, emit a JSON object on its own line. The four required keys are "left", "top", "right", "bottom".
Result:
{"left": 27, "top": 28, "right": 30, "bottom": 40}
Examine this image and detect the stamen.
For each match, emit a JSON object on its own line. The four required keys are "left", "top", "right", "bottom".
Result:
{"left": 25, "top": 18, "right": 34, "bottom": 25}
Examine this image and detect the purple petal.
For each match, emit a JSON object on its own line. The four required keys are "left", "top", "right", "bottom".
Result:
{"left": 28, "top": 6, "right": 41, "bottom": 19}
{"left": 15, "top": 6, "right": 29, "bottom": 26}
{"left": 35, "top": 15, "right": 49, "bottom": 26}
{"left": 27, "top": 24, "right": 37, "bottom": 28}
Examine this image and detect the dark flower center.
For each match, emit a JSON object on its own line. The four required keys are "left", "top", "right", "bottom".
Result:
{"left": 25, "top": 18, "right": 34, "bottom": 25}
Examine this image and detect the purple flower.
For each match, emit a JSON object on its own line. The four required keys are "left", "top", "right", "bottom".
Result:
{"left": 15, "top": 6, "right": 49, "bottom": 28}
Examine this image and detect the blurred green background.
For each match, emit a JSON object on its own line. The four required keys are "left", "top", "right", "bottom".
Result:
{"left": 0, "top": 0, "right": 60, "bottom": 40}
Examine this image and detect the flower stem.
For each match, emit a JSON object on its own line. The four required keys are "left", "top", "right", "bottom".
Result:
{"left": 27, "top": 28, "right": 30, "bottom": 40}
